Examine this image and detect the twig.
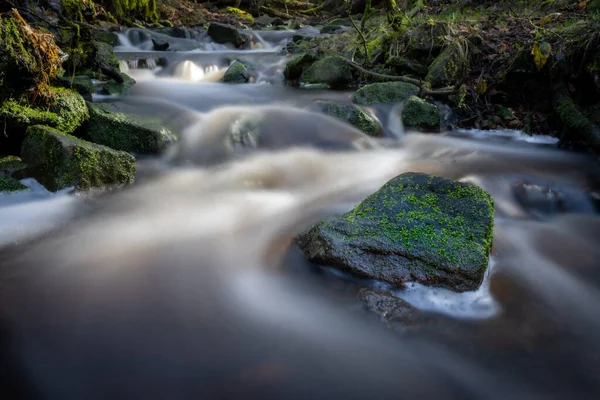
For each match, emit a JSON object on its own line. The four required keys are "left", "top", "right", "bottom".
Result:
{"left": 421, "top": 87, "right": 455, "bottom": 97}
{"left": 348, "top": 12, "right": 369, "bottom": 64}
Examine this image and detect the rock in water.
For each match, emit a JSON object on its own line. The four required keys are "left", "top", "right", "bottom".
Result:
{"left": 401, "top": 96, "right": 441, "bottom": 131}
{"left": 298, "top": 173, "right": 494, "bottom": 292}
{"left": 222, "top": 61, "right": 250, "bottom": 84}
{"left": 353, "top": 82, "right": 420, "bottom": 105}
{"left": 299, "top": 56, "right": 353, "bottom": 88}
{"left": 207, "top": 23, "right": 249, "bottom": 48}
{"left": 306, "top": 102, "right": 381, "bottom": 136}
{"left": 21, "top": 125, "right": 135, "bottom": 192}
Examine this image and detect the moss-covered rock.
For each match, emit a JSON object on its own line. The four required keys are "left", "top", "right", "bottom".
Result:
{"left": 223, "top": 7, "right": 254, "bottom": 23}
{"left": 297, "top": 173, "right": 495, "bottom": 292}
{"left": 353, "top": 82, "right": 420, "bottom": 105}
{"left": 307, "top": 102, "right": 381, "bottom": 136}
{"left": 92, "top": 41, "right": 123, "bottom": 83}
{"left": 0, "top": 87, "right": 89, "bottom": 134}
{"left": 0, "top": 9, "right": 63, "bottom": 98}
{"left": 283, "top": 53, "right": 317, "bottom": 82}
{"left": 86, "top": 103, "right": 175, "bottom": 154}
{"left": 102, "top": 73, "right": 136, "bottom": 95}
{"left": 0, "top": 155, "right": 27, "bottom": 179}
{"left": 222, "top": 61, "right": 250, "bottom": 84}
{"left": 207, "top": 23, "right": 249, "bottom": 48}
{"left": 21, "top": 125, "right": 135, "bottom": 192}
{"left": 0, "top": 176, "right": 28, "bottom": 193}
{"left": 401, "top": 96, "right": 441, "bottom": 131}
{"left": 386, "top": 56, "right": 428, "bottom": 76}
{"left": 426, "top": 42, "right": 469, "bottom": 87}
{"left": 299, "top": 55, "right": 353, "bottom": 88}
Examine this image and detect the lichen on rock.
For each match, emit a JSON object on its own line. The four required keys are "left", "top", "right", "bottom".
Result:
{"left": 297, "top": 173, "right": 495, "bottom": 292}
{"left": 21, "top": 125, "right": 135, "bottom": 192}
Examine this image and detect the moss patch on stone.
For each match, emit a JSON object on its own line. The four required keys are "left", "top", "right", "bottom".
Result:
{"left": 353, "top": 81, "right": 420, "bottom": 105}
{"left": 283, "top": 53, "right": 317, "bottom": 82}
{"left": 297, "top": 172, "right": 495, "bottom": 292}
{"left": 222, "top": 61, "right": 250, "bottom": 84}
{"left": 86, "top": 103, "right": 175, "bottom": 154}
{"left": 0, "top": 87, "right": 89, "bottom": 134}
{"left": 21, "top": 125, "right": 135, "bottom": 192}
{"left": 0, "top": 176, "right": 28, "bottom": 193}
{"left": 102, "top": 73, "right": 136, "bottom": 95}
{"left": 425, "top": 41, "right": 469, "bottom": 87}
{"left": 401, "top": 96, "right": 441, "bottom": 131}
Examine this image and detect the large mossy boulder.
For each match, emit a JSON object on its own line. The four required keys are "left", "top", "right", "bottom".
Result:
{"left": 401, "top": 96, "right": 441, "bottom": 131}
{"left": 353, "top": 82, "right": 420, "bottom": 105}
{"left": 86, "top": 104, "right": 175, "bottom": 154}
{"left": 222, "top": 61, "right": 250, "bottom": 84}
{"left": 0, "top": 9, "right": 63, "bottom": 98}
{"left": 306, "top": 102, "right": 381, "bottom": 136}
{"left": 299, "top": 55, "right": 353, "bottom": 88}
{"left": 425, "top": 42, "right": 469, "bottom": 88}
{"left": 283, "top": 53, "right": 317, "bottom": 82}
{"left": 21, "top": 125, "right": 135, "bottom": 192}
{"left": 207, "top": 23, "right": 249, "bottom": 48}
{"left": 0, "top": 87, "right": 89, "bottom": 134}
{"left": 297, "top": 173, "right": 495, "bottom": 292}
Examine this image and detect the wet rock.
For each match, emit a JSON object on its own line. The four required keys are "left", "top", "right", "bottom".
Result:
{"left": 306, "top": 102, "right": 381, "bottom": 136}
{"left": 153, "top": 27, "right": 188, "bottom": 39}
{"left": 91, "top": 41, "right": 124, "bottom": 84}
{"left": 86, "top": 103, "right": 175, "bottom": 154}
{"left": 357, "top": 288, "right": 428, "bottom": 330}
{"left": 426, "top": 42, "right": 469, "bottom": 87}
{"left": 222, "top": 61, "right": 250, "bottom": 84}
{"left": 56, "top": 75, "right": 96, "bottom": 100}
{"left": 93, "top": 30, "right": 120, "bottom": 46}
{"left": 299, "top": 55, "right": 353, "bottom": 88}
{"left": 207, "top": 23, "right": 249, "bottom": 48}
{"left": 283, "top": 53, "right": 317, "bottom": 82}
{"left": 353, "top": 82, "right": 420, "bottom": 105}
{"left": 21, "top": 125, "right": 135, "bottom": 192}
{"left": 401, "top": 96, "right": 441, "bottom": 131}
{"left": 152, "top": 38, "right": 169, "bottom": 51}
{"left": 321, "top": 25, "right": 342, "bottom": 34}
{"left": 254, "top": 15, "right": 276, "bottom": 26}
{"left": 297, "top": 173, "right": 495, "bottom": 292}
{"left": 0, "top": 156, "right": 27, "bottom": 179}
{"left": 0, "top": 176, "right": 28, "bottom": 193}
{"left": 0, "top": 87, "right": 89, "bottom": 134}
{"left": 102, "top": 73, "right": 136, "bottom": 96}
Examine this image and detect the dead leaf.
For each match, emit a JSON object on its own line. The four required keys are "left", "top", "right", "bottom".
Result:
{"left": 531, "top": 41, "right": 552, "bottom": 71}
{"left": 476, "top": 79, "right": 487, "bottom": 95}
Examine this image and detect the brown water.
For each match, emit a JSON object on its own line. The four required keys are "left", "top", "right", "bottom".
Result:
{"left": 0, "top": 29, "right": 599, "bottom": 399}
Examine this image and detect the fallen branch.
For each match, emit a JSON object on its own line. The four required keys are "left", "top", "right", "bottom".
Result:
{"left": 260, "top": 6, "right": 293, "bottom": 20}
{"left": 421, "top": 87, "right": 455, "bottom": 97}
{"left": 344, "top": 60, "right": 422, "bottom": 86}
{"left": 347, "top": 13, "right": 369, "bottom": 63}
{"left": 298, "top": 3, "right": 326, "bottom": 15}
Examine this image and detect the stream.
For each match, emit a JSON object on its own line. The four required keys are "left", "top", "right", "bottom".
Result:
{"left": 1, "top": 27, "right": 600, "bottom": 399}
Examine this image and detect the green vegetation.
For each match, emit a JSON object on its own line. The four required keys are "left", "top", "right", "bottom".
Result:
{"left": 0, "top": 176, "right": 28, "bottom": 193}
{"left": 353, "top": 82, "right": 420, "bottom": 105}
{"left": 401, "top": 95, "right": 440, "bottom": 131}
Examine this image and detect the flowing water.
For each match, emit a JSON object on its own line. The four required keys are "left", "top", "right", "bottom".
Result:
{"left": 1, "top": 28, "right": 600, "bottom": 399}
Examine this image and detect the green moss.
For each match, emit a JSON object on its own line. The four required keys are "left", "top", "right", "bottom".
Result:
{"left": 0, "top": 87, "right": 89, "bottom": 134}
{"left": 425, "top": 41, "right": 469, "bottom": 87}
{"left": 57, "top": 75, "right": 96, "bottom": 98}
{"left": 0, "top": 176, "right": 28, "bottom": 193}
{"left": 401, "top": 95, "right": 440, "bottom": 131}
{"left": 353, "top": 82, "right": 420, "bottom": 105}
{"left": 224, "top": 7, "right": 254, "bottom": 23}
{"left": 300, "top": 55, "right": 354, "bottom": 88}
{"left": 21, "top": 125, "right": 135, "bottom": 192}
{"left": 100, "top": 0, "right": 159, "bottom": 23}
{"left": 86, "top": 103, "right": 175, "bottom": 154}
{"left": 102, "top": 73, "right": 136, "bottom": 95}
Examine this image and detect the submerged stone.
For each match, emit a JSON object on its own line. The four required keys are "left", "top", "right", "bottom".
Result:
{"left": 21, "top": 125, "right": 135, "bottom": 192}
{"left": 299, "top": 55, "right": 353, "bottom": 88}
{"left": 353, "top": 82, "right": 420, "bottom": 105}
{"left": 306, "top": 102, "right": 381, "bottom": 136}
{"left": 86, "top": 104, "right": 175, "bottom": 154}
{"left": 297, "top": 173, "right": 494, "bottom": 292}
{"left": 222, "top": 61, "right": 250, "bottom": 84}
{"left": 401, "top": 96, "right": 440, "bottom": 131}
{"left": 102, "top": 73, "right": 136, "bottom": 96}
{"left": 0, "top": 87, "right": 89, "bottom": 134}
